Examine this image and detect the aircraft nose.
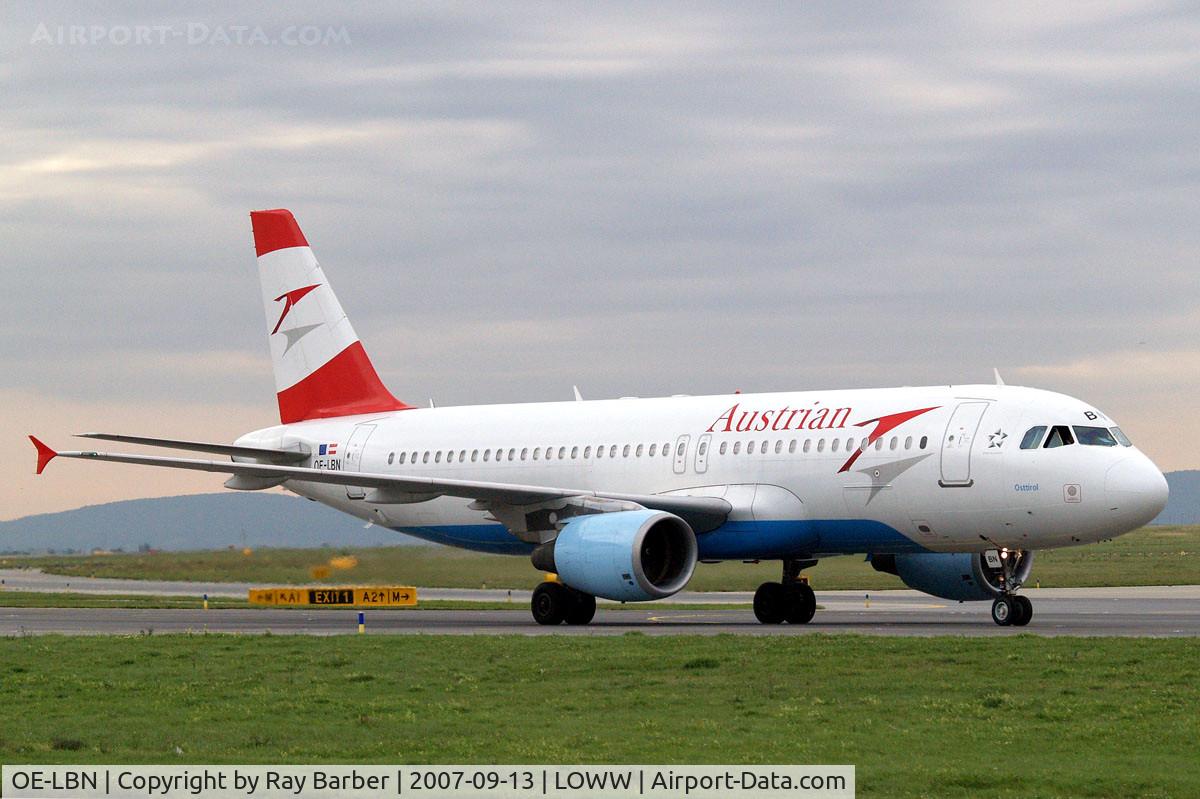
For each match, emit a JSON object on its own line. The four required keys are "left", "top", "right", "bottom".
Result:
{"left": 1105, "top": 457, "right": 1169, "bottom": 526}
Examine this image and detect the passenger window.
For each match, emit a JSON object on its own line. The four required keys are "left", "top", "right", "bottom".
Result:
{"left": 663, "top": 443, "right": 670, "bottom": 456}
{"left": 399, "top": 452, "right": 407, "bottom": 465}
{"left": 875, "top": 438, "right": 884, "bottom": 451}
{"left": 1112, "top": 427, "right": 1133, "bottom": 447}
{"left": 817, "top": 439, "right": 825, "bottom": 452}
{"left": 559, "top": 446, "right": 566, "bottom": 459}
{"left": 648, "top": 443, "right": 657, "bottom": 456}
{"left": 748, "top": 441, "right": 756, "bottom": 455}
{"left": 733, "top": 441, "right": 742, "bottom": 455}
{"left": 448, "top": 451, "right": 456, "bottom": 463}
{"left": 1020, "top": 426, "right": 1047, "bottom": 449}
{"left": 597, "top": 445, "right": 604, "bottom": 458}
{"left": 889, "top": 437, "right": 898, "bottom": 451}
{"left": 904, "top": 436, "right": 912, "bottom": 450}
{"left": 584, "top": 446, "right": 592, "bottom": 458}
{"left": 674, "top": 443, "right": 683, "bottom": 457}
{"left": 1074, "top": 426, "right": 1118, "bottom": 447}
{"left": 471, "top": 450, "right": 478, "bottom": 462}
{"left": 636, "top": 444, "right": 644, "bottom": 457}
{"left": 789, "top": 440, "right": 797, "bottom": 454}
{"left": 533, "top": 448, "right": 541, "bottom": 460}
{"left": 435, "top": 451, "right": 443, "bottom": 463}
{"left": 1043, "top": 426, "right": 1074, "bottom": 448}
{"left": 831, "top": 438, "right": 840, "bottom": 453}
{"left": 698, "top": 441, "right": 708, "bottom": 456}
{"left": 622, "top": 445, "right": 630, "bottom": 457}
{"left": 920, "top": 436, "right": 928, "bottom": 449}
{"left": 611, "top": 445, "right": 619, "bottom": 458}
{"left": 803, "top": 439, "right": 811, "bottom": 453}
{"left": 775, "top": 440, "right": 783, "bottom": 455}
{"left": 460, "top": 450, "right": 466, "bottom": 462}
{"left": 483, "top": 449, "right": 491, "bottom": 462}
{"left": 570, "top": 446, "right": 578, "bottom": 459}
{"left": 720, "top": 442, "right": 728, "bottom": 455}
{"left": 846, "top": 437, "right": 855, "bottom": 452}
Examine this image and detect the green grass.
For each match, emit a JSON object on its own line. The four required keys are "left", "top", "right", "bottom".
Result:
{"left": 0, "top": 635, "right": 1196, "bottom": 798}
{"left": 0, "top": 591, "right": 752, "bottom": 611}
{"left": 8, "top": 525, "right": 1199, "bottom": 590}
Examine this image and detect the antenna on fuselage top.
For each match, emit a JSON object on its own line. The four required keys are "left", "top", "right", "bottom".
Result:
{"left": 993, "top": 368, "right": 1005, "bottom": 386}
{"left": 573, "top": 385, "right": 583, "bottom": 402}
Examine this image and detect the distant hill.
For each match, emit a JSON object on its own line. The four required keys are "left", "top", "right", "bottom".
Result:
{"left": 2, "top": 469, "right": 1195, "bottom": 555}
{"left": 0, "top": 493, "right": 422, "bottom": 554}
{"left": 1154, "top": 471, "right": 1200, "bottom": 526}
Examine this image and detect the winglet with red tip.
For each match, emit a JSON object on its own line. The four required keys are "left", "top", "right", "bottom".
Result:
{"left": 29, "top": 435, "right": 57, "bottom": 475}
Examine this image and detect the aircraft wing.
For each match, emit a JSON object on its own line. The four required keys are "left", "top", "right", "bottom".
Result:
{"left": 75, "top": 433, "right": 310, "bottom": 463}
{"left": 29, "top": 437, "right": 730, "bottom": 533}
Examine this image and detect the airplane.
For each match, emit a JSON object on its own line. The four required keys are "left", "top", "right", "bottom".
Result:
{"left": 29, "top": 209, "right": 1169, "bottom": 627}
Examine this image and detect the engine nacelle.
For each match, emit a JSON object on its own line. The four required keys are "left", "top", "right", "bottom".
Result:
{"left": 531, "top": 510, "right": 698, "bottom": 602}
{"left": 871, "top": 550, "right": 1035, "bottom": 601}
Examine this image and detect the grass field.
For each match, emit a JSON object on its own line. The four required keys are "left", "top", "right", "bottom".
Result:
{"left": 8, "top": 525, "right": 1198, "bottom": 590}
{"left": 0, "top": 635, "right": 1196, "bottom": 798}
{"left": 0, "top": 591, "right": 751, "bottom": 611}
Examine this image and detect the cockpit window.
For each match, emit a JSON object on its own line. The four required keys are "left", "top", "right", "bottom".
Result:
{"left": 1074, "top": 426, "right": 1118, "bottom": 447}
{"left": 1043, "top": 425, "right": 1074, "bottom": 448}
{"left": 1111, "top": 427, "right": 1133, "bottom": 447}
{"left": 1020, "top": 426, "right": 1047, "bottom": 449}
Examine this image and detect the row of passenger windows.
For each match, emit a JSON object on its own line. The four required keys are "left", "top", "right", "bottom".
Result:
{"left": 384, "top": 435, "right": 931, "bottom": 466}
{"left": 1019, "top": 425, "right": 1132, "bottom": 450}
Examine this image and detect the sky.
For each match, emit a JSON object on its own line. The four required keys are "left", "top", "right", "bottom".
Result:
{"left": 2, "top": 2, "right": 1197, "bottom": 520}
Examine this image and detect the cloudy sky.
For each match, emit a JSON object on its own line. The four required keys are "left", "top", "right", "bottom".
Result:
{"left": 3, "top": 2, "right": 1197, "bottom": 520}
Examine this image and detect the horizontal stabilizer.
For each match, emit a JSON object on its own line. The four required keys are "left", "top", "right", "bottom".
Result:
{"left": 75, "top": 433, "right": 309, "bottom": 464}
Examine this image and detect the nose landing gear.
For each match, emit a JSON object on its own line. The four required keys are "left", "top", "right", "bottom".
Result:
{"left": 991, "top": 594, "right": 1032, "bottom": 626}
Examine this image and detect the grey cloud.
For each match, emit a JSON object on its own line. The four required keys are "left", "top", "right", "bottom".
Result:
{"left": 2, "top": 1, "right": 1196, "bottom": 433}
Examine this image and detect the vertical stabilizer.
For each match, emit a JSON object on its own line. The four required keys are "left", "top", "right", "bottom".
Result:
{"left": 249, "top": 209, "right": 411, "bottom": 423}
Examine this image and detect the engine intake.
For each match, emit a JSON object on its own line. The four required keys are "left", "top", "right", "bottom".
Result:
{"left": 531, "top": 510, "right": 697, "bottom": 602}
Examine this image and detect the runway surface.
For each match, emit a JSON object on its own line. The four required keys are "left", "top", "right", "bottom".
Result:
{"left": 2, "top": 570, "right": 1198, "bottom": 636}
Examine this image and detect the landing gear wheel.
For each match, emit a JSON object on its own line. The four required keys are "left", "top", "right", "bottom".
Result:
{"left": 1011, "top": 595, "right": 1033, "bottom": 626}
{"left": 783, "top": 582, "right": 816, "bottom": 624}
{"left": 531, "top": 582, "right": 570, "bottom": 625}
{"left": 753, "top": 582, "right": 787, "bottom": 624}
{"left": 991, "top": 596, "right": 1014, "bottom": 626}
{"left": 564, "top": 590, "right": 596, "bottom": 625}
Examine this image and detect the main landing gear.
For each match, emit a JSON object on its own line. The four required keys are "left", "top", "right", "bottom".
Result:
{"left": 991, "top": 594, "right": 1033, "bottom": 627}
{"left": 753, "top": 559, "right": 817, "bottom": 624}
{"left": 531, "top": 580, "right": 596, "bottom": 626}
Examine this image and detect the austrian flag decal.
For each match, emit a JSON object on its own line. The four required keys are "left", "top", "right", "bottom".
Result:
{"left": 318, "top": 443, "right": 338, "bottom": 456}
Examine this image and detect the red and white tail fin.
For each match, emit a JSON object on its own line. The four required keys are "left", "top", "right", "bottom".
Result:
{"left": 249, "top": 209, "right": 412, "bottom": 424}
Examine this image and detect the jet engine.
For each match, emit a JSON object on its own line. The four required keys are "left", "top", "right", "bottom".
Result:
{"left": 531, "top": 510, "right": 697, "bottom": 601}
{"left": 871, "top": 550, "right": 1034, "bottom": 601}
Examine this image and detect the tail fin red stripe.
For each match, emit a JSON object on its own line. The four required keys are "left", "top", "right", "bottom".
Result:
{"left": 251, "top": 209, "right": 309, "bottom": 257}
{"left": 275, "top": 342, "right": 412, "bottom": 424}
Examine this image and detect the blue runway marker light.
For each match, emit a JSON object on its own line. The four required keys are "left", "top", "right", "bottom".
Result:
{"left": 357, "top": 611, "right": 365, "bottom": 634}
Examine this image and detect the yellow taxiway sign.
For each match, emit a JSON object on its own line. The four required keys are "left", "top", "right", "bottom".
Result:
{"left": 248, "top": 586, "right": 417, "bottom": 607}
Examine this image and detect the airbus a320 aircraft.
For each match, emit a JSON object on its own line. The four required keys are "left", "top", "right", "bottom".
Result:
{"left": 31, "top": 209, "right": 1169, "bottom": 627}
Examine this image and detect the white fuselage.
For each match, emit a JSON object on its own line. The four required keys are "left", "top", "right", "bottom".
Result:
{"left": 236, "top": 383, "right": 1167, "bottom": 559}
